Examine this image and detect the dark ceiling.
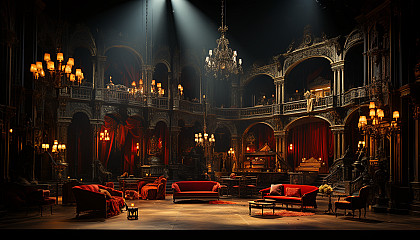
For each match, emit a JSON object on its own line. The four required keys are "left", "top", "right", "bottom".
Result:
{"left": 39, "top": 0, "right": 368, "bottom": 65}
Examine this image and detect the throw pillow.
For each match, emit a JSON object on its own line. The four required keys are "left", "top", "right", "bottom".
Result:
{"left": 99, "top": 189, "right": 112, "bottom": 199}
{"left": 270, "top": 184, "right": 284, "bottom": 196}
{"left": 285, "top": 187, "right": 301, "bottom": 197}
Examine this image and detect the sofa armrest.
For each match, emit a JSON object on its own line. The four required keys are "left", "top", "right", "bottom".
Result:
{"left": 171, "top": 183, "right": 181, "bottom": 192}
{"left": 301, "top": 189, "right": 318, "bottom": 206}
{"left": 212, "top": 182, "right": 221, "bottom": 192}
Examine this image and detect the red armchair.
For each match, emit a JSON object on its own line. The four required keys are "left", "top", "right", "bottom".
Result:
{"left": 140, "top": 176, "right": 167, "bottom": 200}
{"left": 2, "top": 183, "right": 55, "bottom": 216}
{"left": 335, "top": 185, "right": 370, "bottom": 218}
{"left": 72, "top": 184, "right": 125, "bottom": 218}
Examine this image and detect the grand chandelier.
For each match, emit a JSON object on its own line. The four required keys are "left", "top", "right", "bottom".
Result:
{"left": 205, "top": 0, "right": 242, "bottom": 79}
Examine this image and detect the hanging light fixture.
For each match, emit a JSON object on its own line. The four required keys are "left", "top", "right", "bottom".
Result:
{"left": 30, "top": 50, "right": 84, "bottom": 88}
{"left": 205, "top": 0, "right": 243, "bottom": 79}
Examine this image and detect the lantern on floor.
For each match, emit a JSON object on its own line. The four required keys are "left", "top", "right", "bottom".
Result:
{"left": 127, "top": 203, "right": 138, "bottom": 220}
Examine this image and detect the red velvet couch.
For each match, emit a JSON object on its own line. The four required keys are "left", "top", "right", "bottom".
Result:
{"left": 72, "top": 184, "right": 125, "bottom": 218}
{"left": 259, "top": 184, "right": 318, "bottom": 210}
{"left": 172, "top": 181, "right": 220, "bottom": 203}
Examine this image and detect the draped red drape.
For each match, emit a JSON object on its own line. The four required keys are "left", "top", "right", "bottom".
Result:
{"left": 288, "top": 121, "right": 333, "bottom": 168}
{"left": 100, "top": 116, "right": 150, "bottom": 175}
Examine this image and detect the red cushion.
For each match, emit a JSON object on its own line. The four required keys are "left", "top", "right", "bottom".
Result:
{"left": 174, "top": 191, "right": 219, "bottom": 198}
{"left": 174, "top": 181, "right": 219, "bottom": 192}
{"left": 285, "top": 187, "right": 301, "bottom": 197}
{"left": 270, "top": 184, "right": 283, "bottom": 196}
{"left": 265, "top": 195, "right": 302, "bottom": 203}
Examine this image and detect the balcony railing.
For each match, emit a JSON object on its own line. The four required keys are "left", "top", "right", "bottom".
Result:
{"left": 60, "top": 86, "right": 368, "bottom": 120}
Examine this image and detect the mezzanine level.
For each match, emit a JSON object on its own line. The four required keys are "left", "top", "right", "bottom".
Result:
{"left": 58, "top": 85, "right": 368, "bottom": 120}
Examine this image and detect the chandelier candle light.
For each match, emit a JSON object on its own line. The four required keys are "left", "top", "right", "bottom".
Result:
{"left": 205, "top": 0, "right": 242, "bottom": 78}
{"left": 30, "top": 51, "right": 84, "bottom": 88}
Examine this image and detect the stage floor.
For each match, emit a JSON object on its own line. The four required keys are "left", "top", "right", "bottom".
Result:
{"left": 1, "top": 195, "right": 420, "bottom": 231}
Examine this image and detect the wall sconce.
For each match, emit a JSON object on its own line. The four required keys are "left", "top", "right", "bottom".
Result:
{"left": 100, "top": 129, "right": 110, "bottom": 141}
{"left": 289, "top": 144, "right": 293, "bottom": 151}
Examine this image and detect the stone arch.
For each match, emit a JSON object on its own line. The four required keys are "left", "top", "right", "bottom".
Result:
{"left": 284, "top": 115, "right": 333, "bottom": 131}
{"left": 68, "top": 25, "right": 97, "bottom": 57}
{"left": 284, "top": 55, "right": 334, "bottom": 78}
{"left": 67, "top": 103, "right": 93, "bottom": 120}
{"left": 343, "top": 28, "right": 364, "bottom": 60}
{"left": 243, "top": 121, "right": 275, "bottom": 137}
{"left": 149, "top": 112, "right": 170, "bottom": 129}
{"left": 213, "top": 121, "right": 237, "bottom": 137}
{"left": 104, "top": 45, "right": 145, "bottom": 67}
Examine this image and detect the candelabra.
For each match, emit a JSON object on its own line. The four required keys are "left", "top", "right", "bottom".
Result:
{"left": 30, "top": 51, "right": 84, "bottom": 88}
{"left": 358, "top": 101, "right": 400, "bottom": 180}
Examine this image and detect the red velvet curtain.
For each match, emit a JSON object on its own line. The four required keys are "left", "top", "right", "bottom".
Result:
{"left": 288, "top": 121, "right": 333, "bottom": 168}
{"left": 154, "top": 122, "right": 169, "bottom": 165}
{"left": 100, "top": 116, "right": 145, "bottom": 174}
{"left": 100, "top": 115, "right": 117, "bottom": 168}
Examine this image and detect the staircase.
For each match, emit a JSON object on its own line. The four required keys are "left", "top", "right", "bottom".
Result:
{"left": 166, "top": 179, "right": 177, "bottom": 195}
{"left": 313, "top": 173, "right": 328, "bottom": 187}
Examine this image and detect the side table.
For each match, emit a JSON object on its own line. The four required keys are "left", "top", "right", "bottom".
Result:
{"left": 248, "top": 199, "right": 276, "bottom": 216}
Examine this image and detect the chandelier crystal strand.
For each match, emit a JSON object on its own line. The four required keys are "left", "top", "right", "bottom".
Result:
{"left": 205, "top": 0, "right": 242, "bottom": 79}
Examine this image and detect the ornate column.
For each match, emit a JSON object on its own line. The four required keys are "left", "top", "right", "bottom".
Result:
{"left": 170, "top": 126, "right": 181, "bottom": 165}
{"left": 279, "top": 130, "right": 288, "bottom": 163}
{"left": 274, "top": 76, "right": 285, "bottom": 105}
{"left": 143, "top": 65, "right": 154, "bottom": 106}
{"left": 331, "top": 61, "right": 345, "bottom": 104}
{"left": 231, "top": 135, "right": 241, "bottom": 171}
{"left": 331, "top": 125, "right": 345, "bottom": 160}
{"left": 95, "top": 55, "right": 107, "bottom": 89}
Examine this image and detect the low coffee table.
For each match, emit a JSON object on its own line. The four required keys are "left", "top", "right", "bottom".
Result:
{"left": 248, "top": 199, "right": 276, "bottom": 216}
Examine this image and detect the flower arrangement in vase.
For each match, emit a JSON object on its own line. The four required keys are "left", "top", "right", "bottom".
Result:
{"left": 319, "top": 184, "right": 333, "bottom": 195}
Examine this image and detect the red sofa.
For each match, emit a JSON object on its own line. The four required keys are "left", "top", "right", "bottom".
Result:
{"left": 172, "top": 181, "right": 220, "bottom": 203}
{"left": 259, "top": 184, "right": 318, "bottom": 210}
{"left": 72, "top": 184, "right": 125, "bottom": 218}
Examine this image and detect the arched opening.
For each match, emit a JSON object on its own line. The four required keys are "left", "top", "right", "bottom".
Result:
{"left": 242, "top": 123, "right": 275, "bottom": 172}
{"left": 153, "top": 63, "right": 169, "bottom": 97}
{"left": 177, "top": 120, "right": 204, "bottom": 179}
{"left": 243, "top": 75, "right": 275, "bottom": 107}
{"left": 148, "top": 121, "right": 169, "bottom": 165}
{"left": 67, "top": 112, "right": 93, "bottom": 179}
{"left": 286, "top": 117, "right": 333, "bottom": 173}
{"left": 104, "top": 47, "right": 142, "bottom": 87}
{"left": 285, "top": 57, "right": 333, "bottom": 102}
{"left": 99, "top": 114, "right": 146, "bottom": 177}
{"left": 73, "top": 47, "right": 93, "bottom": 86}
{"left": 344, "top": 44, "right": 364, "bottom": 91}
{"left": 180, "top": 66, "right": 200, "bottom": 101}
{"left": 345, "top": 108, "right": 366, "bottom": 155}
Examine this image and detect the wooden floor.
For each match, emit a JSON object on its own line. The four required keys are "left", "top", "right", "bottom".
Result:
{"left": 1, "top": 195, "right": 420, "bottom": 231}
